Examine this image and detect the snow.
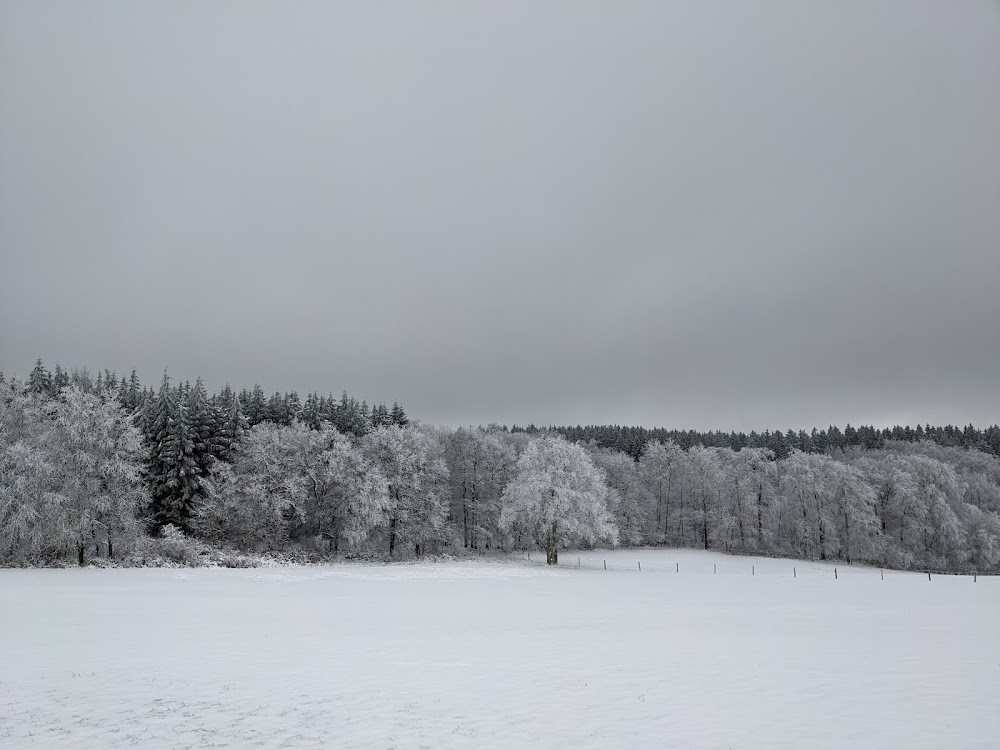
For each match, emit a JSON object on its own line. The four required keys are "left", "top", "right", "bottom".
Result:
{"left": 1, "top": 550, "right": 998, "bottom": 749}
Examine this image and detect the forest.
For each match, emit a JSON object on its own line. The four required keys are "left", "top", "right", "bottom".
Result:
{"left": 1, "top": 359, "right": 998, "bottom": 572}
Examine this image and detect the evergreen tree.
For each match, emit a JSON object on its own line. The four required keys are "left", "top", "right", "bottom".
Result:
{"left": 185, "top": 377, "right": 218, "bottom": 481}
{"left": 217, "top": 387, "right": 249, "bottom": 461}
{"left": 27, "top": 358, "right": 52, "bottom": 395}
{"left": 301, "top": 392, "right": 323, "bottom": 430}
{"left": 246, "top": 385, "right": 266, "bottom": 426}
{"left": 52, "top": 364, "right": 70, "bottom": 393}
{"left": 147, "top": 371, "right": 201, "bottom": 530}
{"left": 390, "top": 401, "right": 409, "bottom": 427}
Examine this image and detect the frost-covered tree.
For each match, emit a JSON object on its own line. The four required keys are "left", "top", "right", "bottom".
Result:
{"left": 907, "top": 455, "right": 964, "bottom": 565}
{"left": 27, "top": 358, "right": 52, "bottom": 396}
{"left": 362, "top": 425, "right": 450, "bottom": 557}
{"left": 446, "top": 428, "right": 518, "bottom": 549}
{"left": 687, "top": 446, "right": 725, "bottom": 550}
{"left": 638, "top": 440, "right": 685, "bottom": 542}
{"left": 589, "top": 448, "right": 647, "bottom": 547}
{"left": 717, "top": 447, "right": 777, "bottom": 552}
{"left": 499, "top": 436, "right": 617, "bottom": 564}
{"left": 779, "top": 451, "right": 838, "bottom": 560}
{"left": 0, "top": 387, "right": 147, "bottom": 565}
{"left": 196, "top": 422, "right": 389, "bottom": 552}
{"left": 826, "top": 460, "right": 880, "bottom": 564}
{"left": 744, "top": 448, "right": 778, "bottom": 550}
{"left": 195, "top": 422, "right": 304, "bottom": 550}
{"left": 294, "top": 427, "right": 389, "bottom": 553}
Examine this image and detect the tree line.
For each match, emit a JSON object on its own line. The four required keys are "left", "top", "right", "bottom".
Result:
{"left": 517, "top": 421, "right": 1000, "bottom": 461}
{"left": 1, "top": 359, "right": 998, "bottom": 572}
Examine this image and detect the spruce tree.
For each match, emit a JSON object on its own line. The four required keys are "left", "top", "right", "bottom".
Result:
{"left": 52, "top": 364, "right": 70, "bottom": 393}
{"left": 27, "top": 358, "right": 52, "bottom": 395}
{"left": 301, "top": 392, "right": 323, "bottom": 430}
{"left": 217, "top": 387, "right": 249, "bottom": 461}
{"left": 390, "top": 401, "right": 409, "bottom": 427}
{"left": 246, "top": 385, "right": 266, "bottom": 426}
{"left": 147, "top": 371, "right": 201, "bottom": 530}
{"left": 186, "top": 377, "right": 218, "bottom": 481}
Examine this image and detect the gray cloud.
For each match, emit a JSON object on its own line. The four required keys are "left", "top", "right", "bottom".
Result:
{"left": 2, "top": 1, "right": 998, "bottom": 431}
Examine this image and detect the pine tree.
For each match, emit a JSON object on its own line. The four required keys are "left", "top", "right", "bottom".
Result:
{"left": 390, "top": 401, "right": 409, "bottom": 427}
{"left": 186, "top": 377, "right": 218, "bottom": 481}
{"left": 371, "top": 403, "right": 391, "bottom": 428}
{"left": 246, "top": 385, "right": 266, "bottom": 426}
{"left": 301, "top": 392, "right": 323, "bottom": 430}
{"left": 52, "top": 364, "right": 70, "bottom": 393}
{"left": 27, "top": 358, "right": 52, "bottom": 395}
{"left": 147, "top": 371, "right": 201, "bottom": 530}
{"left": 217, "top": 387, "right": 249, "bottom": 461}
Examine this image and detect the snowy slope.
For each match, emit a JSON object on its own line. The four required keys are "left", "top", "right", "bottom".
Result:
{"left": 1, "top": 550, "right": 997, "bottom": 749}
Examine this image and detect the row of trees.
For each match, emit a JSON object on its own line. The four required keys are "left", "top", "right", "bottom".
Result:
{"left": 519, "top": 421, "right": 1000, "bottom": 460}
{"left": 2, "top": 362, "right": 999, "bottom": 571}
{"left": 14, "top": 359, "right": 408, "bottom": 436}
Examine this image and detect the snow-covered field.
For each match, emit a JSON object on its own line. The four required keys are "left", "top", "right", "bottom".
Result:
{"left": 1, "top": 550, "right": 997, "bottom": 749}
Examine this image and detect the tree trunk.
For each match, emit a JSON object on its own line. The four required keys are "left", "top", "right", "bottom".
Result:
{"left": 756, "top": 485, "right": 764, "bottom": 548}
{"left": 701, "top": 494, "right": 709, "bottom": 550}
{"left": 546, "top": 518, "right": 558, "bottom": 565}
{"left": 388, "top": 516, "right": 397, "bottom": 557}
{"left": 77, "top": 541, "right": 85, "bottom": 567}
{"left": 462, "top": 479, "right": 469, "bottom": 548}
{"left": 108, "top": 535, "right": 114, "bottom": 559}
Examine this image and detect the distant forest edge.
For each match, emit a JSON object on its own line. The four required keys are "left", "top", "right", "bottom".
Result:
{"left": 2, "top": 359, "right": 999, "bottom": 574}
{"left": 517, "top": 422, "right": 1000, "bottom": 460}
{"left": 4, "top": 360, "right": 997, "bottom": 458}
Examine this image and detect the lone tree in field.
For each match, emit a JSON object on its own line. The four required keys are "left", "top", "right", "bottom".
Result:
{"left": 500, "top": 436, "right": 618, "bottom": 564}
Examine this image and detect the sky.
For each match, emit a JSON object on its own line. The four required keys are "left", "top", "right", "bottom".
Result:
{"left": 1, "top": 1, "right": 998, "bottom": 432}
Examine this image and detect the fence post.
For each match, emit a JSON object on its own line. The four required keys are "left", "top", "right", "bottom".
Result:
{"left": 793, "top": 566, "right": 796, "bottom": 578}
{"left": 834, "top": 568, "right": 838, "bottom": 580}
{"left": 578, "top": 557, "right": 581, "bottom": 568}
{"left": 928, "top": 571, "right": 931, "bottom": 581}
{"left": 880, "top": 568, "right": 883, "bottom": 581}
{"left": 974, "top": 571, "right": 977, "bottom": 582}
{"left": 638, "top": 561, "right": 641, "bottom": 572}
{"left": 714, "top": 563, "right": 717, "bottom": 574}
{"left": 752, "top": 565, "right": 755, "bottom": 576}
{"left": 676, "top": 562, "right": 679, "bottom": 573}
{"left": 604, "top": 559, "right": 606, "bottom": 570}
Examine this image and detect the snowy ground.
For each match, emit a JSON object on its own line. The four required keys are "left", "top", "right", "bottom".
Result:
{"left": 1, "top": 550, "right": 997, "bottom": 749}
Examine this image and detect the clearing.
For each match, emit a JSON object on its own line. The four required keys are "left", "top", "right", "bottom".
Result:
{"left": 1, "top": 549, "right": 997, "bottom": 749}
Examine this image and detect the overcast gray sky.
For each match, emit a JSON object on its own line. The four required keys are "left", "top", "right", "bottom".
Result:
{"left": 1, "top": 1, "right": 998, "bottom": 431}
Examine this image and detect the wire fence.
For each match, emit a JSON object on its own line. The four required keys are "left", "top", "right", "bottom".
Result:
{"left": 490, "top": 550, "right": 994, "bottom": 581}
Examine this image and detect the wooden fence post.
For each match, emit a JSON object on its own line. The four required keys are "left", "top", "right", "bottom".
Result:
{"left": 928, "top": 571, "right": 931, "bottom": 581}
{"left": 793, "top": 566, "right": 796, "bottom": 578}
{"left": 880, "top": 568, "right": 883, "bottom": 581}
{"left": 578, "top": 557, "right": 581, "bottom": 568}
{"left": 714, "top": 563, "right": 717, "bottom": 574}
{"left": 638, "top": 561, "right": 641, "bottom": 571}
{"left": 752, "top": 565, "right": 755, "bottom": 576}
{"left": 974, "top": 571, "right": 977, "bottom": 582}
{"left": 604, "top": 559, "right": 606, "bottom": 570}
{"left": 676, "top": 562, "right": 679, "bottom": 573}
{"left": 834, "top": 568, "right": 838, "bottom": 580}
